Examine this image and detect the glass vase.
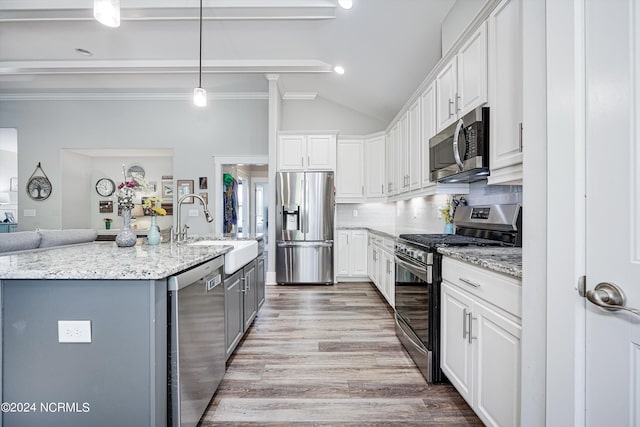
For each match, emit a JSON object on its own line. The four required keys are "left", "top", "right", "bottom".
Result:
{"left": 444, "top": 222, "right": 454, "bottom": 235}
{"left": 115, "top": 207, "right": 137, "bottom": 247}
{"left": 147, "top": 216, "right": 161, "bottom": 246}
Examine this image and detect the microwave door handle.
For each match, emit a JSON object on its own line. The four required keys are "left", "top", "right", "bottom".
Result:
{"left": 452, "top": 118, "right": 465, "bottom": 171}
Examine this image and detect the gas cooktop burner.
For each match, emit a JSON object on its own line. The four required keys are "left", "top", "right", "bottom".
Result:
{"left": 398, "top": 233, "right": 504, "bottom": 248}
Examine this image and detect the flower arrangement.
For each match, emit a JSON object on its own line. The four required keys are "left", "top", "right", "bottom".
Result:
{"left": 143, "top": 197, "right": 167, "bottom": 216}
{"left": 115, "top": 164, "right": 149, "bottom": 210}
{"left": 439, "top": 198, "right": 454, "bottom": 224}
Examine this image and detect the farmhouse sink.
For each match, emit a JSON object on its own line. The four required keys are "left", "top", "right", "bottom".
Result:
{"left": 187, "top": 239, "right": 258, "bottom": 274}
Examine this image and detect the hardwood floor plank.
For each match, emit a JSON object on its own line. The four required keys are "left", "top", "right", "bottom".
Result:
{"left": 201, "top": 282, "right": 481, "bottom": 426}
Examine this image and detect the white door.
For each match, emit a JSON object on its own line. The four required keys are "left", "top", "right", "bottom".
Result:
{"left": 584, "top": 1, "right": 640, "bottom": 425}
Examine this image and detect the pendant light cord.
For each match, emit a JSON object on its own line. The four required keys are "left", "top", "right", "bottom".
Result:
{"left": 198, "top": 0, "right": 203, "bottom": 88}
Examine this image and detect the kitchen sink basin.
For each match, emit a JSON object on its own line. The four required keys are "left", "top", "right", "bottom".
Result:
{"left": 187, "top": 239, "right": 258, "bottom": 274}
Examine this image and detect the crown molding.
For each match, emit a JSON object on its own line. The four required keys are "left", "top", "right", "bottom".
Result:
{"left": 0, "top": 92, "right": 268, "bottom": 101}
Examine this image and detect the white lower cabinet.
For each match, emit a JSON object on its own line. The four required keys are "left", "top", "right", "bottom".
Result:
{"left": 337, "top": 229, "right": 368, "bottom": 280}
{"left": 441, "top": 257, "right": 521, "bottom": 427}
{"left": 367, "top": 233, "right": 395, "bottom": 307}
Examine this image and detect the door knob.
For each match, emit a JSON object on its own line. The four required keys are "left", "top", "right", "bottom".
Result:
{"left": 586, "top": 282, "right": 640, "bottom": 317}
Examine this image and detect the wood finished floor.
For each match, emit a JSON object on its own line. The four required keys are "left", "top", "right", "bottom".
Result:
{"left": 200, "top": 282, "right": 482, "bottom": 426}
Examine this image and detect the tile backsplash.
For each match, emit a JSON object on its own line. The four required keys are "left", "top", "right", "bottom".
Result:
{"left": 336, "top": 181, "right": 523, "bottom": 235}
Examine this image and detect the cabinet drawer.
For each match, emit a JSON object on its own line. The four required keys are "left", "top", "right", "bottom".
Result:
{"left": 441, "top": 256, "right": 521, "bottom": 318}
{"left": 383, "top": 237, "right": 395, "bottom": 251}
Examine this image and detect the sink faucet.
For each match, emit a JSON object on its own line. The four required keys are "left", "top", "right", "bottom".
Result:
{"left": 172, "top": 193, "right": 214, "bottom": 242}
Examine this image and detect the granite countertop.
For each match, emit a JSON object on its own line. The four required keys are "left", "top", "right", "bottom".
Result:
{"left": 437, "top": 246, "right": 522, "bottom": 279}
{"left": 0, "top": 241, "right": 231, "bottom": 280}
{"left": 189, "top": 233, "right": 264, "bottom": 241}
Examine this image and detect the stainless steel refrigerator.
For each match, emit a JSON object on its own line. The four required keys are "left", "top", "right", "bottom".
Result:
{"left": 276, "top": 171, "right": 335, "bottom": 284}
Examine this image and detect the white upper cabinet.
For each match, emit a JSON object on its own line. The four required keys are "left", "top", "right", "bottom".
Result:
{"left": 336, "top": 138, "right": 364, "bottom": 201}
{"left": 436, "top": 23, "right": 489, "bottom": 133}
{"left": 397, "top": 113, "right": 409, "bottom": 193}
{"left": 386, "top": 125, "right": 397, "bottom": 195}
{"left": 487, "top": 0, "right": 523, "bottom": 184}
{"left": 421, "top": 82, "right": 436, "bottom": 188}
{"left": 408, "top": 98, "right": 422, "bottom": 190}
{"left": 277, "top": 134, "right": 336, "bottom": 171}
{"left": 436, "top": 58, "right": 459, "bottom": 132}
{"left": 364, "top": 134, "right": 386, "bottom": 198}
{"left": 458, "top": 22, "right": 488, "bottom": 116}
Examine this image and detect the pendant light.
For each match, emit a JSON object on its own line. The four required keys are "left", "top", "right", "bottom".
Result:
{"left": 193, "top": 0, "right": 207, "bottom": 107}
{"left": 338, "top": 0, "right": 353, "bottom": 10}
{"left": 94, "top": 0, "right": 120, "bottom": 28}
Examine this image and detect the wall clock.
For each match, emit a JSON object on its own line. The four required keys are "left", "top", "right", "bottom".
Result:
{"left": 95, "top": 178, "right": 116, "bottom": 197}
{"left": 26, "top": 162, "right": 52, "bottom": 201}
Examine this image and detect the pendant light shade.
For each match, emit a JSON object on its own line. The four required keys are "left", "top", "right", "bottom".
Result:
{"left": 193, "top": 0, "right": 207, "bottom": 107}
{"left": 94, "top": 0, "right": 120, "bottom": 28}
{"left": 193, "top": 87, "right": 207, "bottom": 107}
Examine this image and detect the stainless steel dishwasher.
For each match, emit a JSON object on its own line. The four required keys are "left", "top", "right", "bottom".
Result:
{"left": 168, "top": 256, "right": 225, "bottom": 427}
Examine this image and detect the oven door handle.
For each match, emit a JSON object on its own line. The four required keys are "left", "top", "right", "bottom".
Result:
{"left": 452, "top": 118, "right": 465, "bottom": 171}
{"left": 395, "top": 254, "right": 428, "bottom": 283}
{"left": 395, "top": 317, "right": 429, "bottom": 356}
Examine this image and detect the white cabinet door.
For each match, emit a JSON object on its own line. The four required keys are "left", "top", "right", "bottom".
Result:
{"left": 386, "top": 127, "right": 397, "bottom": 195}
{"left": 397, "top": 113, "right": 409, "bottom": 193}
{"left": 421, "top": 83, "right": 436, "bottom": 188}
{"left": 349, "top": 230, "right": 368, "bottom": 277}
{"left": 441, "top": 282, "right": 475, "bottom": 404}
{"left": 474, "top": 301, "right": 521, "bottom": 427}
{"left": 364, "top": 135, "right": 386, "bottom": 198}
{"left": 457, "top": 22, "right": 488, "bottom": 117}
{"left": 336, "top": 139, "right": 364, "bottom": 200}
{"left": 488, "top": 0, "right": 523, "bottom": 181}
{"left": 307, "top": 135, "right": 336, "bottom": 170}
{"left": 435, "top": 57, "right": 458, "bottom": 132}
{"left": 337, "top": 231, "right": 350, "bottom": 276}
{"left": 277, "top": 135, "right": 306, "bottom": 170}
{"left": 408, "top": 98, "right": 422, "bottom": 190}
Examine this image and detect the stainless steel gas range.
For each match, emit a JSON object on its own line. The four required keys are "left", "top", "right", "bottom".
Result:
{"left": 394, "top": 204, "right": 522, "bottom": 383}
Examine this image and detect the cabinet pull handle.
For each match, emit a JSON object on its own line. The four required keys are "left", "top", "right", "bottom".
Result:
{"left": 448, "top": 98, "right": 454, "bottom": 118}
{"left": 462, "top": 308, "right": 469, "bottom": 339}
{"left": 468, "top": 312, "right": 477, "bottom": 344}
{"left": 459, "top": 277, "right": 481, "bottom": 288}
{"left": 381, "top": 184, "right": 384, "bottom": 194}
{"left": 362, "top": 185, "right": 364, "bottom": 196}
{"left": 519, "top": 122, "right": 523, "bottom": 152}
{"left": 456, "top": 93, "right": 461, "bottom": 112}
{"left": 240, "top": 277, "right": 247, "bottom": 294}
{"left": 308, "top": 155, "right": 310, "bottom": 166}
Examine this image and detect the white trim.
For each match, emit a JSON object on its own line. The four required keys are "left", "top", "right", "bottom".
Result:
{"left": 0, "top": 92, "right": 268, "bottom": 101}
{"left": 0, "top": 59, "right": 333, "bottom": 75}
{"left": 282, "top": 92, "right": 318, "bottom": 101}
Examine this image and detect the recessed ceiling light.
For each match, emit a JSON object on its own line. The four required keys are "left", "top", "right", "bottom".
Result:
{"left": 338, "top": 0, "right": 353, "bottom": 10}
{"left": 94, "top": 0, "right": 120, "bottom": 28}
{"left": 334, "top": 65, "right": 345, "bottom": 75}
{"left": 75, "top": 48, "right": 93, "bottom": 57}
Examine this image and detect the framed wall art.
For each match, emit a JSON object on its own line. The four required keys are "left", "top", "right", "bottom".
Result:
{"left": 177, "top": 180, "right": 194, "bottom": 203}
{"left": 162, "top": 180, "right": 173, "bottom": 199}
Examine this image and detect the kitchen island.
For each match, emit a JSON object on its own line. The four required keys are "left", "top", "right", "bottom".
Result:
{"left": 0, "top": 241, "right": 231, "bottom": 427}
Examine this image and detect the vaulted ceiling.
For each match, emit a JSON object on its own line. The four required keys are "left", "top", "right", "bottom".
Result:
{"left": 0, "top": 0, "right": 456, "bottom": 124}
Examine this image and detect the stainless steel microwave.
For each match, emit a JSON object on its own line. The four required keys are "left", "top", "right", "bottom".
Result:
{"left": 429, "top": 107, "right": 490, "bottom": 183}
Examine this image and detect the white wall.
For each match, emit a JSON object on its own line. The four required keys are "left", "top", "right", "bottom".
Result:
{"left": 441, "top": 0, "right": 489, "bottom": 55}
{"left": 0, "top": 99, "right": 268, "bottom": 233}
{"left": 281, "top": 96, "right": 387, "bottom": 135}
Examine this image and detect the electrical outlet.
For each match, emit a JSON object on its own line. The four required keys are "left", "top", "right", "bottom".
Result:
{"left": 188, "top": 209, "right": 199, "bottom": 217}
{"left": 352, "top": 209, "right": 358, "bottom": 217}
{"left": 58, "top": 320, "right": 92, "bottom": 343}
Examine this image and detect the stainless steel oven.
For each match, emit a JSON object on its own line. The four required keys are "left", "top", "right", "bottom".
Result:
{"left": 394, "top": 245, "right": 438, "bottom": 383}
